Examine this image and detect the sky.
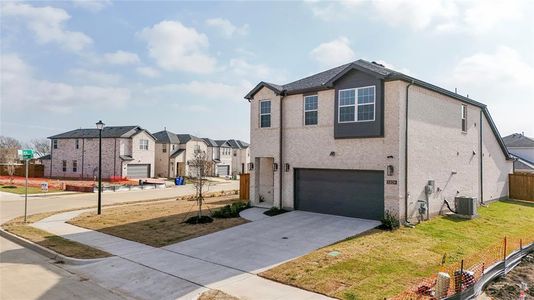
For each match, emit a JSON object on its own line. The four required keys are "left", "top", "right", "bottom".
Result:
{"left": 1, "top": 0, "right": 533, "bottom": 143}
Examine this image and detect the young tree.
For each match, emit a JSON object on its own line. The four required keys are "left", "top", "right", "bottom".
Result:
{"left": 187, "top": 149, "right": 213, "bottom": 222}
{"left": 0, "top": 136, "right": 22, "bottom": 149}
{"left": 31, "top": 138, "right": 50, "bottom": 157}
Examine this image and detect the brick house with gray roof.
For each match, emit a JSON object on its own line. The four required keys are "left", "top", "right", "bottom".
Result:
{"left": 245, "top": 59, "right": 513, "bottom": 222}
{"left": 503, "top": 133, "right": 534, "bottom": 172}
{"left": 42, "top": 126, "right": 156, "bottom": 179}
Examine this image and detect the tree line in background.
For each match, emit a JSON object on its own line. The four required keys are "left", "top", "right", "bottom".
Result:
{"left": 0, "top": 136, "right": 50, "bottom": 182}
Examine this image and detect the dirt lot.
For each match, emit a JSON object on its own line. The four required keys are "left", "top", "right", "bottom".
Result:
{"left": 484, "top": 253, "right": 534, "bottom": 300}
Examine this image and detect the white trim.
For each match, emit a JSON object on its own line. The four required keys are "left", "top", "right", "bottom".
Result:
{"left": 337, "top": 85, "right": 376, "bottom": 123}
{"left": 259, "top": 99, "right": 271, "bottom": 128}
{"left": 303, "top": 95, "right": 318, "bottom": 126}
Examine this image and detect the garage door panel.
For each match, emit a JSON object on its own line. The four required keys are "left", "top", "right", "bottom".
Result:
{"left": 127, "top": 164, "right": 150, "bottom": 178}
{"left": 295, "top": 169, "right": 384, "bottom": 220}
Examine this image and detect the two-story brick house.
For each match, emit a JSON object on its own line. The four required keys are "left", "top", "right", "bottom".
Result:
{"left": 153, "top": 130, "right": 208, "bottom": 178}
{"left": 226, "top": 139, "right": 250, "bottom": 176}
{"left": 214, "top": 140, "right": 233, "bottom": 176}
{"left": 245, "top": 59, "right": 513, "bottom": 222}
{"left": 43, "top": 126, "right": 156, "bottom": 179}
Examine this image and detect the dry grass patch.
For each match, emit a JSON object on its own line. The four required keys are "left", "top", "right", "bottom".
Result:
{"left": 198, "top": 289, "right": 239, "bottom": 300}
{"left": 69, "top": 195, "right": 248, "bottom": 247}
{"left": 2, "top": 213, "right": 111, "bottom": 259}
{"left": 261, "top": 200, "right": 534, "bottom": 300}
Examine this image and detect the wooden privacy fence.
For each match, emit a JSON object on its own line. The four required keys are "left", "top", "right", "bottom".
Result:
{"left": 0, "top": 164, "right": 44, "bottom": 178}
{"left": 239, "top": 173, "right": 250, "bottom": 200}
{"left": 509, "top": 172, "right": 534, "bottom": 201}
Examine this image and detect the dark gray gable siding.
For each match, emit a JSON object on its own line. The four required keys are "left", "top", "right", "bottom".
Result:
{"left": 333, "top": 69, "right": 384, "bottom": 139}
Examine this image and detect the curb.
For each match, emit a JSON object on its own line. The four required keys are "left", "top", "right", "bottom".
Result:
{"left": 0, "top": 228, "right": 110, "bottom": 265}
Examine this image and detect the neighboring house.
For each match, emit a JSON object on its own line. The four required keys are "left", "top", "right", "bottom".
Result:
{"left": 226, "top": 139, "right": 251, "bottom": 176}
{"left": 503, "top": 133, "right": 534, "bottom": 172}
{"left": 203, "top": 138, "right": 221, "bottom": 177}
{"left": 215, "top": 140, "right": 233, "bottom": 176}
{"left": 42, "top": 126, "right": 156, "bottom": 179}
{"left": 153, "top": 130, "right": 208, "bottom": 178}
{"left": 245, "top": 59, "right": 513, "bottom": 222}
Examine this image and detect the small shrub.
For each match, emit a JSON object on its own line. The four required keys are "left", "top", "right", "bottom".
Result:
{"left": 184, "top": 215, "right": 213, "bottom": 224}
{"left": 212, "top": 202, "right": 249, "bottom": 218}
{"left": 380, "top": 210, "right": 400, "bottom": 230}
{"left": 263, "top": 207, "right": 288, "bottom": 216}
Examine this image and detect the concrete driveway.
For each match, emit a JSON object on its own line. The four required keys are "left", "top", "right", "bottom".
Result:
{"left": 164, "top": 209, "right": 381, "bottom": 273}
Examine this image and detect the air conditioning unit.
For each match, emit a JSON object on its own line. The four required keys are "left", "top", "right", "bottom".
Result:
{"left": 455, "top": 196, "right": 478, "bottom": 219}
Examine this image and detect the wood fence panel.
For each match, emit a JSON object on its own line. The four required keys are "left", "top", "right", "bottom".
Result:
{"left": 0, "top": 164, "right": 44, "bottom": 178}
{"left": 509, "top": 173, "right": 534, "bottom": 201}
{"left": 240, "top": 173, "right": 250, "bottom": 200}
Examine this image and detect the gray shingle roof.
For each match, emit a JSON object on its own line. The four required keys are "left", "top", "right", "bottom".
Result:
{"left": 170, "top": 148, "right": 185, "bottom": 158}
{"left": 503, "top": 133, "right": 534, "bottom": 148}
{"left": 215, "top": 140, "right": 231, "bottom": 147}
{"left": 203, "top": 138, "right": 219, "bottom": 147}
{"left": 153, "top": 130, "right": 180, "bottom": 144}
{"left": 226, "top": 139, "right": 249, "bottom": 149}
{"left": 176, "top": 134, "right": 204, "bottom": 144}
{"left": 49, "top": 126, "right": 149, "bottom": 139}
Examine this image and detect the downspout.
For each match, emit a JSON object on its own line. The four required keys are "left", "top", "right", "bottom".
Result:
{"left": 479, "top": 110, "right": 484, "bottom": 204}
{"left": 279, "top": 93, "right": 286, "bottom": 209}
{"left": 81, "top": 139, "right": 85, "bottom": 178}
{"left": 113, "top": 138, "right": 117, "bottom": 178}
{"left": 50, "top": 140, "right": 53, "bottom": 178}
{"left": 404, "top": 80, "right": 415, "bottom": 224}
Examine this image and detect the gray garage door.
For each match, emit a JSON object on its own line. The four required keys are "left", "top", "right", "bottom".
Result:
{"left": 217, "top": 165, "right": 229, "bottom": 176}
{"left": 294, "top": 169, "right": 384, "bottom": 220}
{"left": 127, "top": 164, "right": 150, "bottom": 178}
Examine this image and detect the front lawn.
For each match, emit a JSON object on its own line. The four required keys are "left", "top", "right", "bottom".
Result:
{"left": 69, "top": 196, "right": 248, "bottom": 247}
{"left": 2, "top": 213, "right": 111, "bottom": 259}
{"left": 1, "top": 185, "right": 61, "bottom": 194}
{"left": 261, "top": 200, "right": 534, "bottom": 300}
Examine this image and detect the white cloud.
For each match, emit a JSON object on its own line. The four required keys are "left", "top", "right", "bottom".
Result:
{"left": 462, "top": 0, "right": 523, "bottom": 34}
{"left": 306, "top": 0, "right": 365, "bottom": 21}
{"left": 309, "top": 37, "right": 355, "bottom": 68}
{"left": 103, "top": 50, "right": 140, "bottom": 65}
{"left": 445, "top": 47, "right": 534, "bottom": 136}
{"left": 72, "top": 0, "right": 112, "bottom": 12}
{"left": 205, "top": 18, "right": 249, "bottom": 38}
{"left": 375, "top": 60, "right": 412, "bottom": 75}
{"left": 136, "top": 66, "right": 160, "bottom": 78}
{"left": 372, "top": 0, "right": 458, "bottom": 30}
{"left": 1, "top": 2, "right": 92, "bottom": 52}
{"left": 1, "top": 54, "right": 129, "bottom": 113}
{"left": 138, "top": 20, "right": 216, "bottom": 74}
{"left": 229, "top": 59, "right": 272, "bottom": 78}
{"left": 147, "top": 80, "right": 253, "bottom": 102}
{"left": 69, "top": 68, "right": 121, "bottom": 85}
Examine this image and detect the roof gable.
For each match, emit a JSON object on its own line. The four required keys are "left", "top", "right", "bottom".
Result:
{"left": 503, "top": 133, "right": 534, "bottom": 148}
{"left": 153, "top": 130, "right": 180, "bottom": 144}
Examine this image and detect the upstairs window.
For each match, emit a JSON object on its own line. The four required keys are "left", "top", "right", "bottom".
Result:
{"left": 62, "top": 160, "right": 67, "bottom": 172}
{"left": 260, "top": 100, "right": 271, "bottom": 128}
{"left": 139, "top": 139, "right": 149, "bottom": 150}
{"left": 75, "top": 139, "right": 79, "bottom": 149}
{"left": 461, "top": 104, "right": 467, "bottom": 132}
{"left": 72, "top": 160, "right": 77, "bottom": 172}
{"left": 338, "top": 86, "right": 375, "bottom": 123}
{"left": 162, "top": 144, "right": 167, "bottom": 153}
{"left": 304, "top": 95, "right": 318, "bottom": 125}
{"left": 53, "top": 140, "right": 58, "bottom": 149}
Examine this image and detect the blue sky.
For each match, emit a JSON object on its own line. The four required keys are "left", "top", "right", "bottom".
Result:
{"left": 1, "top": 0, "right": 533, "bottom": 143}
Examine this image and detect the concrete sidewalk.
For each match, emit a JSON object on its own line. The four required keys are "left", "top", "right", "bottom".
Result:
{"left": 32, "top": 210, "right": 334, "bottom": 300}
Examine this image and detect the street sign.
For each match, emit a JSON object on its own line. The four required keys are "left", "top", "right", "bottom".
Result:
{"left": 18, "top": 149, "right": 34, "bottom": 160}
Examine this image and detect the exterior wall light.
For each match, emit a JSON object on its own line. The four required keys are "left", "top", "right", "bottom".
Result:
{"left": 387, "top": 165, "right": 394, "bottom": 176}
{"left": 248, "top": 162, "right": 254, "bottom": 171}
{"left": 329, "top": 151, "right": 336, "bottom": 156}
{"left": 285, "top": 163, "right": 290, "bottom": 172}
{"left": 273, "top": 163, "right": 278, "bottom": 172}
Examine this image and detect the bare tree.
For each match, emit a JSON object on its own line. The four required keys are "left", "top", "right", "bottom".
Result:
{"left": 0, "top": 136, "right": 22, "bottom": 183}
{"left": 187, "top": 149, "right": 213, "bottom": 222}
{"left": 31, "top": 138, "right": 50, "bottom": 157}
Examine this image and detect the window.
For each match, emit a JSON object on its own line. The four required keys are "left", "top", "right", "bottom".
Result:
{"left": 72, "top": 160, "right": 77, "bottom": 172}
{"left": 194, "top": 144, "right": 200, "bottom": 153}
{"left": 304, "top": 95, "right": 318, "bottom": 125}
{"left": 62, "top": 160, "right": 67, "bottom": 172}
{"left": 338, "top": 86, "right": 375, "bottom": 123}
{"left": 162, "top": 144, "right": 167, "bottom": 153}
{"left": 75, "top": 139, "right": 79, "bottom": 149}
{"left": 53, "top": 140, "right": 58, "bottom": 149}
{"left": 172, "top": 144, "right": 176, "bottom": 150}
{"left": 260, "top": 100, "right": 271, "bottom": 128}
{"left": 461, "top": 104, "right": 467, "bottom": 132}
{"left": 139, "top": 139, "right": 149, "bottom": 150}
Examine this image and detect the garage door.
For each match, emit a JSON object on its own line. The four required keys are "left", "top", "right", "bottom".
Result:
{"left": 127, "top": 164, "right": 150, "bottom": 178}
{"left": 217, "top": 165, "right": 229, "bottom": 176}
{"left": 294, "top": 169, "right": 384, "bottom": 220}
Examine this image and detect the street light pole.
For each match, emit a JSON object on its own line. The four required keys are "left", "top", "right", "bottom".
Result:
{"left": 96, "top": 120, "right": 105, "bottom": 215}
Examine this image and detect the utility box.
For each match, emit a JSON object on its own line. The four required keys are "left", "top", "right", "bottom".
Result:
{"left": 455, "top": 196, "right": 478, "bottom": 219}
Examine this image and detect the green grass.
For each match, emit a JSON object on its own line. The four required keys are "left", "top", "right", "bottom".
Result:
{"left": 261, "top": 200, "right": 534, "bottom": 300}
{"left": 0, "top": 185, "right": 60, "bottom": 194}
